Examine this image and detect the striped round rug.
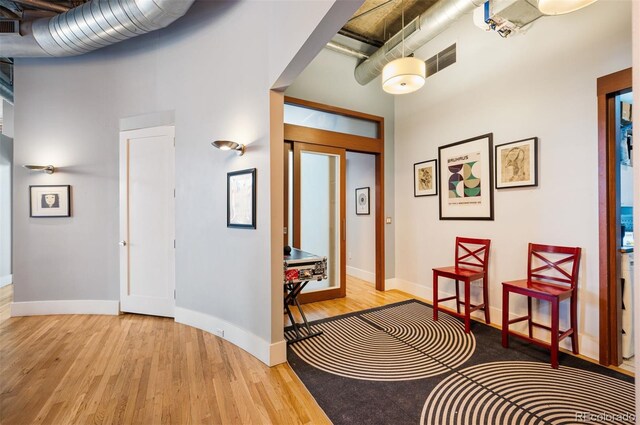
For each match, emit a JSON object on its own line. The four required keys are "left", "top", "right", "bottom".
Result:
{"left": 287, "top": 302, "right": 476, "bottom": 381}
{"left": 421, "top": 361, "right": 636, "bottom": 424}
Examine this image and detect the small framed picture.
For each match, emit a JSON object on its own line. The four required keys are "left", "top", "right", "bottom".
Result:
{"left": 227, "top": 168, "right": 256, "bottom": 229}
{"left": 414, "top": 159, "right": 438, "bottom": 197}
{"left": 495, "top": 137, "right": 538, "bottom": 189}
{"left": 355, "top": 187, "right": 370, "bottom": 215}
{"left": 30, "top": 185, "right": 71, "bottom": 217}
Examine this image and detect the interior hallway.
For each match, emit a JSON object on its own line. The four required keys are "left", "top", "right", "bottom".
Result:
{"left": 0, "top": 277, "right": 408, "bottom": 424}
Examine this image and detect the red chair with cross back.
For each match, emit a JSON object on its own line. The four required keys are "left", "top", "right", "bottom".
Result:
{"left": 433, "top": 237, "right": 491, "bottom": 333}
{"left": 501, "top": 243, "right": 582, "bottom": 368}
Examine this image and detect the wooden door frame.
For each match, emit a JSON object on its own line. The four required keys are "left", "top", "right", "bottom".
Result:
{"left": 597, "top": 67, "right": 632, "bottom": 366}
{"left": 283, "top": 96, "right": 386, "bottom": 295}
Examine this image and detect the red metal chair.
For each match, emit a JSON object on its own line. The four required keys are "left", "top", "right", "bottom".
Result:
{"left": 433, "top": 237, "right": 491, "bottom": 333}
{"left": 501, "top": 243, "right": 582, "bottom": 368}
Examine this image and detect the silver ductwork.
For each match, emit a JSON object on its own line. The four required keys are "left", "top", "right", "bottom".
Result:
{"left": 0, "top": 0, "right": 195, "bottom": 57}
{"left": 354, "top": 0, "right": 486, "bottom": 85}
{"left": 326, "top": 41, "right": 370, "bottom": 60}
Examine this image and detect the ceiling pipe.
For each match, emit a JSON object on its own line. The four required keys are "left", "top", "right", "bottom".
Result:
{"left": 0, "top": 0, "right": 194, "bottom": 57}
{"left": 354, "top": 0, "right": 486, "bottom": 85}
{"left": 10, "top": 0, "right": 70, "bottom": 13}
{"left": 326, "top": 41, "right": 370, "bottom": 60}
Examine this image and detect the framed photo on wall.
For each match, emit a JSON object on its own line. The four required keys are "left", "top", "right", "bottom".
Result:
{"left": 30, "top": 185, "right": 71, "bottom": 217}
{"left": 495, "top": 137, "right": 538, "bottom": 189}
{"left": 414, "top": 159, "right": 438, "bottom": 197}
{"left": 355, "top": 187, "right": 370, "bottom": 215}
{"left": 227, "top": 168, "right": 256, "bottom": 229}
{"left": 438, "top": 133, "right": 494, "bottom": 220}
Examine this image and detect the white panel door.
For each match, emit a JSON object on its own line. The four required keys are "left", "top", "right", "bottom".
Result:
{"left": 119, "top": 126, "right": 175, "bottom": 317}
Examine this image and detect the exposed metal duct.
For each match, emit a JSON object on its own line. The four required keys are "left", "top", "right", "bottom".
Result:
{"left": 326, "top": 41, "right": 370, "bottom": 60}
{"left": 0, "top": 0, "right": 195, "bottom": 57}
{"left": 354, "top": 0, "right": 486, "bottom": 85}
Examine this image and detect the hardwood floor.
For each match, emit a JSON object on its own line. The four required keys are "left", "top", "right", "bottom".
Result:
{"left": 285, "top": 276, "right": 411, "bottom": 326}
{"left": 0, "top": 284, "right": 12, "bottom": 323}
{"left": 0, "top": 277, "right": 412, "bottom": 424}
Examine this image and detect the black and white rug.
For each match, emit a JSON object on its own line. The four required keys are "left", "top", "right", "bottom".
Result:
{"left": 286, "top": 300, "right": 635, "bottom": 425}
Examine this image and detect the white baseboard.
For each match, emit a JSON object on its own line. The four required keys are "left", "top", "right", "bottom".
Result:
{"left": 0, "top": 274, "right": 12, "bottom": 287}
{"left": 347, "top": 266, "right": 375, "bottom": 284}
{"left": 269, "top": 340, "right": 287, "bottom": 365}
{"left": 385, "top": 278, "right": 431, "bottom": 300}
{"left": 175, "top": 307, "right": 286, "bottom": 367}
{"left": 11, "top": 299, "right": 120, "bottom": 316}
{"left": 384, "top": 277, "right": 598, "bottom": 362}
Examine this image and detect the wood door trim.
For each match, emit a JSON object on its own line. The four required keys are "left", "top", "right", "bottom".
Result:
{"left": 597, "top": 68, "right": 632, "bottom": 96}
{"left": 597, "top": 67, "right": 632, "bottom": 366}
{"left": 284, "top": 98, "right": 385, "bottom": 297}
{"left": 283, "top": 142, "right": 292, "bottom": 247}
{"left": 375, "top": 151, "right": 385, "bottom": 291}
{"left": 284, "top": 124, "right": 383, "bottom": 154}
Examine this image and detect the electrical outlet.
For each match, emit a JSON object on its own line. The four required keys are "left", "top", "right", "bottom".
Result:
{"left": 214, "top": 328, "right": 224, "bottom": 338}
{"left": 386, "top": 217, "right": 392, "bottom": 224}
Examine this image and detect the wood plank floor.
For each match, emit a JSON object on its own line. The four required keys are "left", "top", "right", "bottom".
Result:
{"left": 0, "top": 277, "right": 412, "bottom": 424}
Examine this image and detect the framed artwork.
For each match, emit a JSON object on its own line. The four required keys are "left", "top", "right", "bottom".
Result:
{"left": 495, "top": 137, "right": 538, "bottom": 189}
{"left": 227, "top": 168, "right": 256, "bottom": 229}
{"left": 355, "top": 187, "right": 370, "bottom": 215}
{"left": 30, "top": 185, "right": 71, "bottom": 217}
{"left": 438, "top": 133, "right": 494, "bottom": 220}
{"left": 414, "top": 159, "right": 438, "bottom": 197}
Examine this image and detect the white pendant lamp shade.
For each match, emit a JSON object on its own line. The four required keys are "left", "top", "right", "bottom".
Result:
{"left": 382, "top": 57, "right": 426, "bottom": 95}
{"left": 537, "top": 0, "right": 598, "bottom": 15}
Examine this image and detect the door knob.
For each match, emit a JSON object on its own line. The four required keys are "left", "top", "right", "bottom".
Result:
{"left": 119, "top": 240, "right": 127, "bottom": 246}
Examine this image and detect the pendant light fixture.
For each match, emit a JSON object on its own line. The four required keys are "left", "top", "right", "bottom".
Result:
{"left": 537, "top": 0, "right": 598, "bottom": 15}
{"left": 382, "top": 0, "right": 425, "bottom": 95}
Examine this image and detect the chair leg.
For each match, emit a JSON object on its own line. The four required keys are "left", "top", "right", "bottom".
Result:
{"left": 570, "top": 295, "right": 579, "bottom": 354}
{"left": 433, "top": 271, "right": 439, "bottom": 321}
{"left": 455, "top": 280, "right": 461, "bottom": 314}
{"left": 482, "top": 274, "right": 490, "bottom": 324}
{"left": 527, "top": 297, "right": 533, "bottom": 339}
{"left": 502, "top": 286, "right": 509, "bottom": 348}
{"left": 464, "top": 279, "right": 471, "bottom": 333}
{"left": 550, "top": 299, "right": 560, "bottom": 369}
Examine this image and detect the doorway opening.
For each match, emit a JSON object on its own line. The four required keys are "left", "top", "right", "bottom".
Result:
{"left": 346, "top": 152, "right": 377, "bottom": 287}
{"left": 597, "top": 68, "right": 633, "bottom": 371}
{"left": 283, "top": 97, "right": 385, "bottom": 304}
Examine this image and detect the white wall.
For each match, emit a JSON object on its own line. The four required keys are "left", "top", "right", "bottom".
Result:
{"left": 0, "top": 135, "right": 11, "bottom": 286}
{"left": 286, "top": 48, "right": 396, "bottom": 278}
{"left": 11, "top": 0, "right": 352, "bottom": 365}
{"left": 0, "top": 129, "right": 12, "bottom": 287}
{"left": 2, "top": 101, "right": 14, "bottom": 287}
{"left": 392, "top": 1, "right": 632, "bottom": 361}
{"left": 346, "top": 151, "right": 376, "bottom": 283}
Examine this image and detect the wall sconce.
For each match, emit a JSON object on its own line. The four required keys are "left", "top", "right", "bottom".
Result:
{"left": 23, "top": 164, "right": 55, "bottom": 174}
{"left": 211, "top": 140, "right": 245, "bottom": 156}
